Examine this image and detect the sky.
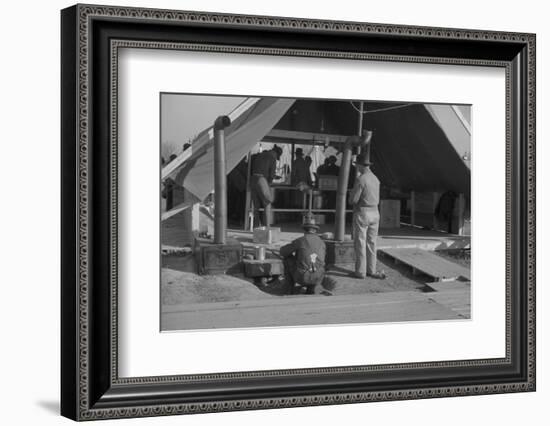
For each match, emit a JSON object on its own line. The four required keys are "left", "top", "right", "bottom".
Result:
{"left": 161, "top": 94, "right": 245, "bottom": 158}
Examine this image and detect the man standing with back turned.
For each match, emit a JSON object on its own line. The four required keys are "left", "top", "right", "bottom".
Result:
{"left": 250, "top": 145, "right": 282, "bottom": 227}
{"left": 348, "top": 152, "right": 386, "bottom": 280}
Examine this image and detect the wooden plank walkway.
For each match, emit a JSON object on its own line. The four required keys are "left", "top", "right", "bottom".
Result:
{"left": 380, "top": 248, "right": 471, "bottom": 282}
{"left": 161, "top": 291, "right": 463, "bottom": 331}
{"left": 426, "top": 281, "right": 471, "bottom": 319}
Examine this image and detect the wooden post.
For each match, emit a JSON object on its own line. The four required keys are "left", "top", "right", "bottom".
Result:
{"left": 291, "top": 143, "right": 295, "bottom": 172}
{"left": 457, "top": 193, "right": 465, "bottom": 235}
{"left": 432, "top": 192, "right": 439, "bottom": 230}
{"left": 291, "top": 142, "right": 296, "bottom": 210}
{"left": 334, "top": 135, "right": 370, "bottom": 241}
{"left": 334, "top": 143, "right": 353, "bottom": 241}
{"left": 265, "top": 202, "right": 272, "bottom": 228}
{"left": 182, "top": 189, "right": 200, "bottom": 233}
{"left": 410, "top": 190, "right": 416, "bottom": 226}
{"left": 357, "top": 102, "right": 368, "bottom": 160}
{"left": 357, "top": 101, "right": 364, "bottom": 137}
{"left": 243, "top": 152, "right": 252, "bottom": 231}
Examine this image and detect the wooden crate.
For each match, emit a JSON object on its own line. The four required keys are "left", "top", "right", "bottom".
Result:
{"left": 243, "top": 258, "right": 284, "bottom": 277}
{"left": 318, "top": 175, "right": 338, "bottom": 191}
{"left": 380, "top": 199, "right": 400, "bottom": 228}
{"left": 312, "top": 190, "right": 323, "bottom": 209}
{"left": 412, "top": 191, "right": 439, "bottom": 228}
{"left": 313, "top": 214, "right": 326, "bottom": 225}
{"left": 194, "top": 238, "right": 243, "bottom": 275}
{"left": 253, "top": 227, "right": 281, "bottom": 244}
{"left": 325, "top": 240, "right": 355, "bottom": 265}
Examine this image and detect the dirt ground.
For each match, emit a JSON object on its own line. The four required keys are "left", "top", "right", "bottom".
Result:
{"left": 162, "top": 256, "right": 272, "bottom": 304}
{"left": 161, "top": 251, "right": 440, "bottom": 305}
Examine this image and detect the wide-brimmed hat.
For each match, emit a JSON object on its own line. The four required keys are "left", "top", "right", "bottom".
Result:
{"left": 353, "top": 152, "right": 372, "bottom": 166}
{"left": 302, "top": 212, "right": 320, "bottom": 230}
{"left": 295, "top": 147, "right": 304, "bottom": 156}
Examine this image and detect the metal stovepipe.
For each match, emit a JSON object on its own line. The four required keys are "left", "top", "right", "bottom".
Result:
{"left": 213, "top": 115, "right": 231, "bottom": 244}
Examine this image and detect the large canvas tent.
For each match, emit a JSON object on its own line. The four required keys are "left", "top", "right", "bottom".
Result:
{"left": 163, "top": 97, "right": 470, "bottom": 205}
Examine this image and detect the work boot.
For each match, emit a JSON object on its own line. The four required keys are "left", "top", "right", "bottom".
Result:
{"left": 348, "top": 272, "right": 366, "bottom": 279}
{"left": 321, "top": 276, "right": 337, "bottom": 293}
{"left": 255, "top": 277, "right": 270, "bottom": 287}
{"left": 367, "top": 271, "right": 386, "bottom": 280}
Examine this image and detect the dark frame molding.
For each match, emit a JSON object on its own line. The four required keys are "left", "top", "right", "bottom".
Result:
{"left": 61, "top": 4, "right": 536, "bottom": 421}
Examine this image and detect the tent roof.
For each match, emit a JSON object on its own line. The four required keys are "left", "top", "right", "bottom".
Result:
{"left": 273, "top": 100, "right": 470, "bottom": 193}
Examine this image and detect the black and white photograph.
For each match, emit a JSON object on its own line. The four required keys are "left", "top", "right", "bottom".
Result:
{"left": 0, "top": 0, "right": 543, "bottom": 424}
{"left": 160, "top": 94, "right": 471, "bottom": 331}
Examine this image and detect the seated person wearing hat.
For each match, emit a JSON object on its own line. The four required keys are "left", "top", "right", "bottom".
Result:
{"left": 348, "top": 152, "right": 386, "bottom": 280}
{"left": 279, "top": 214, "right": 334, "bottom": 295}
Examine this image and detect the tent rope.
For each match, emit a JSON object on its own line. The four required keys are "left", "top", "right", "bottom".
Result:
{"left": 349, "top": 102, "right": 415, "bottom": 114}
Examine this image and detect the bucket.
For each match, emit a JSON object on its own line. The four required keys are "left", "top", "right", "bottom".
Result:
{"left": 312, "top": 190, "right": 323, "bottom": 209}
{"left": 254, "top": 246, "right": 265, "bottom": 261}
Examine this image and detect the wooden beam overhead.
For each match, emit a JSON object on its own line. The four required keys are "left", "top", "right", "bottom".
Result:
{"left": 265, "top": 129, "right": 349, "bottom": 144}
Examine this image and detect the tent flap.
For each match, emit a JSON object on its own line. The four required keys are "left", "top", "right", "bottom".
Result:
{"left": 174, "top": 98, "right": 295, "bottom": 200}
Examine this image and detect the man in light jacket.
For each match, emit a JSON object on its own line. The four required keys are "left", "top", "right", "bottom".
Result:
{"left": 348, "top": 152, "right": 386, "bottom": 279}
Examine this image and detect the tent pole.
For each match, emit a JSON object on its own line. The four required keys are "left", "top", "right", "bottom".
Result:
{"left": 334, "top": 142, "right": 352, "bottom": 241}
{"left": 334, "top": 135, "right": 369, "bottom": 241}
{"left": 357, "top": 101, "right": 364, "bottom": 137}
{"left": 333, "top": 102, "right": 365, "bottom": 242}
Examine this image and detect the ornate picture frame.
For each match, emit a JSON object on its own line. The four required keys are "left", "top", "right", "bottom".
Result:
{"left": 61, "top": 4, "right": 535, "bottom": 421}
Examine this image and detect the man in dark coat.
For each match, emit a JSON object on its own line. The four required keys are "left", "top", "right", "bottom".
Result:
{"left": 250, "top": 145, "right": 282, "bottom": 227}
{"left": 315, "top": 158, "right": 329, "bottom": 181}
{"left": 227, "top": 157, "right": 248, "bottom": 222}
{"left": 291, "top": 148, "right": 310, "bottom": 186}
{"left": 325, "top": 155, "right": 339, "bottom": 176}
{"left": 322, "top": 155, "right": 339, "bottom": 209}
{"left": 280, "top": 214, "right": 334, "bottom": 295}
{"left": 290, "top": 148, "right": 312, "bottom": 208}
